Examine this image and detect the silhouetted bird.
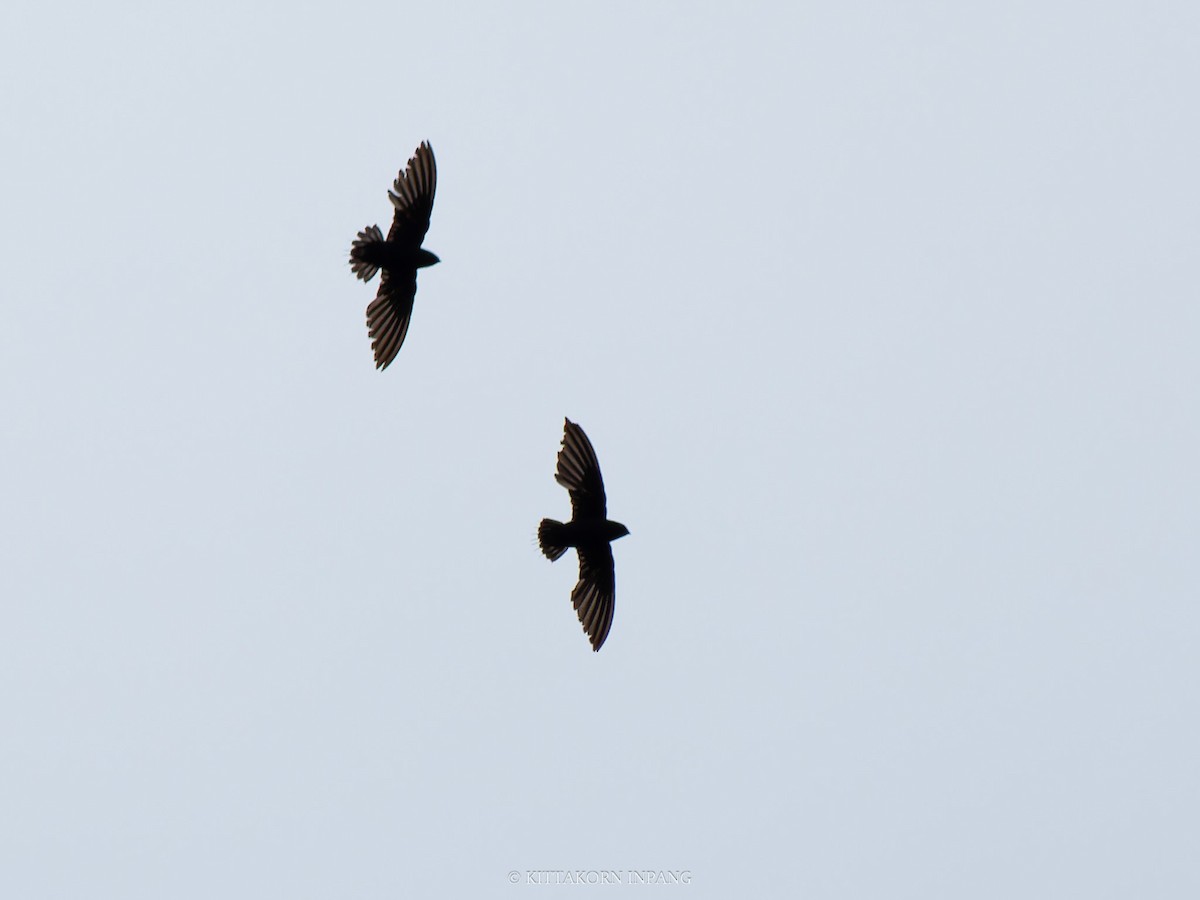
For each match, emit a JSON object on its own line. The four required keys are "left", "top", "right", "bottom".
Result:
{"left": 538, "top": 418, "right": 629, "bottom": 651}
{"left": 349, "top": 141, "right": 439, "bottom": 370}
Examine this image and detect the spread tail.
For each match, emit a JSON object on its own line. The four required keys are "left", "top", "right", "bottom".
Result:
{"left": 538, "top": 519, "right": 568, "bottom": 561}
{"left": 349, "top": 224, "right": 384, "bottom": 281}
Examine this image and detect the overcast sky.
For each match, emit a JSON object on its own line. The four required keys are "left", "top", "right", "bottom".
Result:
{"left": 2, "top": 2, "right": 1198, "bottom": 897}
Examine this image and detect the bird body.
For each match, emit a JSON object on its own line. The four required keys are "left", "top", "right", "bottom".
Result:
{"left": 538, "top": 419, "right": 629, "bottom": 651}
{"left": 352, "top": 233, "right": 440, "bottom": 276}
{"left": 538, "top": 518, "right": 630, "bottom": 559}
{"left": 348, "top": 141, "right": 439, "bottom": 370}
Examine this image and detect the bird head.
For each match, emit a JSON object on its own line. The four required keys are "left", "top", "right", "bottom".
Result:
{"left": 415, "top": 249, "right": 441, "bottom": 269}
{"left": 606, "top": 521, "right": 630, "bottom": 542}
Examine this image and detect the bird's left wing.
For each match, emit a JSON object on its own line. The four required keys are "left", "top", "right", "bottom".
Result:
{"left": 572, "top": 543, "right": 616, "bottom": 651}
{"left": 365, "top": 270, "right": 417, "bottom": 370}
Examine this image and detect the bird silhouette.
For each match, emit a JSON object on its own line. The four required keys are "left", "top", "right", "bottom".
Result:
{"left": 348, "top": 141, "right": 439, "bottom": 370}
{"left": 538, "top": 418, "right": 629, "bottom": 651}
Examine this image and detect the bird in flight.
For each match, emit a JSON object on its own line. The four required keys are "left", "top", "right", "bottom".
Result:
{"left": 538, "top": 418, "right": 629, "bottom": 651}
{"left": 348, "top": 141, "right": 439, "bottom": 370}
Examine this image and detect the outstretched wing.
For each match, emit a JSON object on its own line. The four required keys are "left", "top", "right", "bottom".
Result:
{"left": 572, "top": 543, "right": 615, "bottom": 651}
{"left": 365, "top": 269, "right": 417, "bottom": 370}
{"left": 554, "top": 418, "right": 607, "bottom": 520}
{"left": 386, "top": 141, "right": 437, "bottom": 249}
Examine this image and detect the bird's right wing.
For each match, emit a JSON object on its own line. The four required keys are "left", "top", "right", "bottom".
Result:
{"left": 572, "top": 543, "right": 616, "bottom": 651}
{"left": 554, "top": 418, "right": 608, "bottom": 519}
{"left": 366, "top": 270, "right": 417, "bottom": 370}
{"left": 386, "top": 141, "right": 437, "bottom": 248}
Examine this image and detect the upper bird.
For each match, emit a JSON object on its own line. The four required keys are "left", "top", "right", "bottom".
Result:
{"left": 538, "top": 418, "right": 630, "bottom": 652}
{"left": 348, "top": 141, "right": 439, "bottom": 370}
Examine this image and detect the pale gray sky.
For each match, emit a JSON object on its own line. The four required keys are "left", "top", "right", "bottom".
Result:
{"left": 2, "top": 2, "right": 1198, "bottom": 897}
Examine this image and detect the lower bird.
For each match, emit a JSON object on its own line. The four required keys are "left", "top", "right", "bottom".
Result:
{"left": 538, "top": 418, "right": 629, "bottom": 651}
{"left": 348, "top": 141, "right": 440, "bottom": 370}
